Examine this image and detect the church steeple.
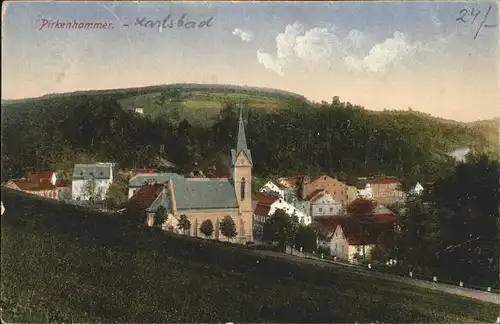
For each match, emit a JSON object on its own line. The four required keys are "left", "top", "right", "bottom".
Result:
{"left": 236, "top": 108, "right": 248, "bottom": 152}
{"left": 231, "top": 107, "right": 252, "bottom": 166}
{"left": 231, "top": 106, "right": 253, "bottom": 217}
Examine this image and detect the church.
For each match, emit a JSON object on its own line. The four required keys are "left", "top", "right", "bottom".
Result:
{"left": 127, "top": 109, "right": 254, "bottom": 244}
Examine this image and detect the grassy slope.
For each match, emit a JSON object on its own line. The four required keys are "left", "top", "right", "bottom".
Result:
{"left": 1, "top": 188, "right": 497, "bottom": 323}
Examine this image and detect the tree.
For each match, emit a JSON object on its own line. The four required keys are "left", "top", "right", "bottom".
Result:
{"left": 370, "top": 230, "right": 396, "bottom": 263}
{"left": 104, "top": 173, "right": 127, "bottom": 209}
{"left": 153, "top": 206, "right": 168, "bottom": 228}
{"left": 177, "top": 214, "right": 191, "bottom": 235}
{"left": 200, "top": 219, "right": 214, "bottom": 238}
{"left": 294, "top": 225, "right": 317, "bottom": 253}
{"left": 81, "top": 179, "right": 104, "bottom": 203}
{"left": 263, "top": 208, "right": 299, "bottom": 251}
{"left": 220, "top": 215, "right": 237, "bottom": 241}
{"left": 346, "top": 198, "right": 378, "bottom": 218}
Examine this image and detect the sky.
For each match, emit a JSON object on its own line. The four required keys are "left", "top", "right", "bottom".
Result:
{"left": 2, "top": 1, "right": 499, "bottom": 122}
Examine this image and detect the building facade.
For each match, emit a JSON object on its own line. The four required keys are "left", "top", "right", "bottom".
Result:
{"left": 72, "top": 163, "right": 113, "bottom": 201}
{"left": 302, "top": 175, "right": 349, "bottom": 206}
{"left": 128, "top": 110, "right": 254, "bottom": 244}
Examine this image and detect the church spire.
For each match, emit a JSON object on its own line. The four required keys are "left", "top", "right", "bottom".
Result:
{"left": 236, "top": 107, "right": 248, "bottom": 152}
{"left": 230, "top": 105, "right": 252, "bottom": 167}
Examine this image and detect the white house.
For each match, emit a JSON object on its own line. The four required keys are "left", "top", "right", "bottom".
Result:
{"left": 72, "top": 163, "right": 114, "bottom": 201}
{"left": 410, "top": 182, "right": 424, "bottom": 196}
{"left": 329, "top": 224, "right": 376, "bottom": 263}
{"left": 135, "top": 108, "right": 144, "bottom": 114}
{"left": 310, "top": 192, "right": 343, "bottom": 217}
{"left": 357, "top": 183, "right": 373, "bottom": 199}
{"left": 269, "top": 198, "right": 311, "bottom": 225}
{"left": 259, "top": 180, "right": 286, "bottom": 199}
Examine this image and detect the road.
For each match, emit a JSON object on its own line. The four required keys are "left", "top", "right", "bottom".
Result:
{"left": 252, "top": 249, "right": 500, "bottom": 305}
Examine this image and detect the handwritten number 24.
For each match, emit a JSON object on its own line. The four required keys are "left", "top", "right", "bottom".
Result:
{"left": 456, "top": 8, "right": 481, "bottom": 24}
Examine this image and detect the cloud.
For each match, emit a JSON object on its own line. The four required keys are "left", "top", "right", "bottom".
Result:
{"left": 344, "top": 31, "right": 422, "bottom": 73}
{"left": 232, "top": 28, "right": 254, "bottom": 42}
{"left": 257, "top": 22, "right": 424, "bottom": 75}
{"left": 257, "top": 49, "right": 285, "bottom": 76}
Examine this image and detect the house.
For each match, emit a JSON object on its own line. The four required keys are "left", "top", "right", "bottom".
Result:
{"left": 134, "top": 108, "right": 144, "bottom": 114}
{"left": 347, "top": 185, "right": 358, "bottom": 203}
{"left": 124, "top": 109, "right": 254, "bottom": 244}
{"left": 259, "top": 180, "right": 286, "bottom": 199}
{"left": 252, "top": 194, "right": 274, "bottom": 240}
{"left": 71, "top": 163, "right": 114, "bottom": 201}
{"left": 309, "top": 190, "right": 343, "bottom": 217}
{"left": 317, "top": 213, "right": 396, "bottom": 263}
{"left": 301, "top": 175, "right": 349, "bottom": 206}
{"left": 369, "top": 177, "right": 406, "bottom": 205}
{"left": 269, "top": 198, "right": 311, "bottom": 225}
{"left": 125, "top": 183, "right": 179, "bottom": 229}
{"left": 253, "top": 191, "right": 311, "bottom": 225}
{"left": 357, "top": 183, "right": 373, "bottom": 199}
{"left": 55, "top": 179, "right": 72, "bottom": 201}
{"left": 121, "top": 169, "right": 159, "bottom": 179}
{"left": 410, "top": 182, "right": 424, "bottom": 196}
{"left": 4, "top": 171, "right": 71, "bottom": 200}
{"left": 292, "top": 200, "right": 312, "bottom": 219}
{"left": 128, "top": 172, "right": 184, "bottom": 198}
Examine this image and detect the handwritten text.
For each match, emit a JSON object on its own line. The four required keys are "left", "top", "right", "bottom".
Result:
{"left": 39, "top": 19, "right": 114, "bottom": 31}
{"left": 127, "top": 14, "right": 214, "bottom": 29}
{"left": 456, "top": 4, "right": 498, "bottom": 40}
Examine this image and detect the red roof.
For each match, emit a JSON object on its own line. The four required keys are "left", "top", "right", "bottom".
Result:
{"left": 26, "top": 172, "right": 54, "bottom": 184}
{"left": 339, "top": 221, "right": 394, "bottom": 245}
{"left": 127, "top": 184, "right": 165, "bottom": 210}
{"left": 55, "top": 179, "right": 71, "bottom": 188}
{"left": 254, "top": 203, "right": 271, "bottom": 216}
{"left": 371, "top": 178, "right": 400, "bottom": 185}
{"left": 253, "top": 192, "right": 279, "bottom": 205}
{"left": 7, "top": 179, "right": 56, "bottom": 191}
{"left": 277, "top": 176, "right": 302, "bottom": 188}
{"left": 306, "top": 189, "right": 326, "bottom": 201}
{"left": 310, "top": 191, "right": 331, "bottom": 203}
{"left": 316, "top": 214, "right": 396, "bottom": 245}
{"left": 269, "top": 179, "right": 287, "bottom": 190}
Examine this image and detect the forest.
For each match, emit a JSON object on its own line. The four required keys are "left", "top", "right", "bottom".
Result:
{"left": 1, "top": 86, "right": 499, "bottom": 288}
{"left": 1, "top": 85, "right": 496, "bottom": 183}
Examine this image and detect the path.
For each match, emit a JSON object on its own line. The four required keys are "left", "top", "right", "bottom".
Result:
{"left": 252, "top": 249, "right": 500, "bottom": 305}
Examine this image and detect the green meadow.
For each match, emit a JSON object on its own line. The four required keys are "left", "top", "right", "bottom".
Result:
{"left": 1, "top": 188, "right": 498, "bottom": 323}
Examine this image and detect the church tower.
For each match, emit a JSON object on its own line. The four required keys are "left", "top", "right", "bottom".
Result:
{"left": 231, "top": 108, "right": 253, "bottom": 214}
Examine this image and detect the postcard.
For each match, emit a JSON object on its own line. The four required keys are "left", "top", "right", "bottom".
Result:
{"left": 1, "top": 1, "right": 499, "bottom": 323}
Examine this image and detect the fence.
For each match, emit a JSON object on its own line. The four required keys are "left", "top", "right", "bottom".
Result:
{"left": 284, "top": 247, "right": 499, "bottom": 295}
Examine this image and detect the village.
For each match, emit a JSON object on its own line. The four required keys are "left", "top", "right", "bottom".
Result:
{"left": 2, "top": 110, "right": 428, "bottom": 265}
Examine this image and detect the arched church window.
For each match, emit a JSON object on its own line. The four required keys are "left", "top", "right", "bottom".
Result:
{"left": 241, "top": 177, "right": 246, "bottom": 200}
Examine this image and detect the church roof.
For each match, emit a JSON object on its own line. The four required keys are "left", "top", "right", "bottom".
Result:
{"left": 231, "top": 108, "right": 252, "bottom": 166}
{"left": 128, "top": 173, "right": 184, "bottom": 188}
{"left": 171, "top": 178, "right": 239, "bottom": 210}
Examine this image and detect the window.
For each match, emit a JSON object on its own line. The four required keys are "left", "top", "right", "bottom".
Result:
{"left": 241, "top": 177, "right": 246, "bottom": 200}
{"left": 334, "top": 243, "right": 338, "bottom": 251}
{"left": 330, "top": 207, "right": 333, "bottom": 212}
{"left": 324, "top": 177, "right": 326, "bottom": 180}
{"left": 319, "top": 208, "right": 322, "bottom": 212}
